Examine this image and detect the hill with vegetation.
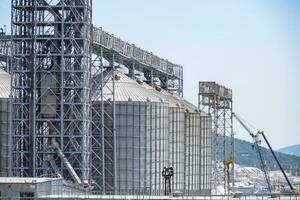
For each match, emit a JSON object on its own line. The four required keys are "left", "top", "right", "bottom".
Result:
{"left": 278, "top": 144, "right": 300, "bottom": 157}
{"left": 217, "top": 137, "right": 300, "bottom": 176}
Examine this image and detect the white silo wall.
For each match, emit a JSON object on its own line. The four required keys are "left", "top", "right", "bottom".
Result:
{"left": 200, "top": 114, "right": 213, "bottom": 194}
{"left": 185, "top": 112, "right": 201, "bottom": 195}
{"left": 114, "top": 101, "right": 168, "bottom": 195}
{"left": 168, "top": 107, "right": 185, "bottom": 192}
{"left": 92, "top": 100, "right": 169, "bottom": 195}
{"left": 0, "top": 98, "right": 10, "bottom": 176}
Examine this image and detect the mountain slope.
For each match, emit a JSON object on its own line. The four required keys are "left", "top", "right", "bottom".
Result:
{"left": 218, "top": 137, "right": 300, "bottom": 175}
{"left": 278, "top": 144, "right": 300, "bottom": 157}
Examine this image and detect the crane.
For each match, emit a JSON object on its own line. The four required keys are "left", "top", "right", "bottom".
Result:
{"left": 232, "top": 113, "right": 296, "bottom": 194}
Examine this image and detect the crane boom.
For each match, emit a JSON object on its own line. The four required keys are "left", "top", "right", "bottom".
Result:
{"left": 232, "top": 113, "right": 296, "bottom": 193}
{"left": 259, "top": 131, "right": 296, "bottom": 193}
{"left": 232, "top": 113, "right": 272, "bottom": 192}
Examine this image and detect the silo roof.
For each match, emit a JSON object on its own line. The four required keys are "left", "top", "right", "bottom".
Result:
{"left": 92, "top": 70, "right": 164, "bottom": 103}
{"left": 0, "top": 69, "right": 10, "bottom": 98}
{"left": 0, "top": 69, "right": 210, "bottom": 116}
{"left": 94, "top": 70, "right": 209, "bottom": 115}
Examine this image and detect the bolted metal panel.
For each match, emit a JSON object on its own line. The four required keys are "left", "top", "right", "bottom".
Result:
{"left": 168, "top": 107, "right": 185, "bottom": 192}
{"left": 92, "top": 101, "right": 169, "bottom": 195}
{"left": 11, "top": 0, "right": 92, "bottom": 182}
{"left": 185, "top": 112, "right": 201, "bottom": 195}
{"left": 0, "top": 98, "right": 10, "bottom": 176}
{"left": 200, "top": 114, "right": 213, "bottom": 194}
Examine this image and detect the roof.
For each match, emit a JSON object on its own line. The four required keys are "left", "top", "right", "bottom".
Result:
{"left": 93, "top": 70, "right": 165, "bottom": 103}
{"left": 0, "top": 69, "right": 209, "bottom": 115}
{"left": 0, "top": 177, "right": 62, "bottom": 184}
{"left": 93, "top": 70, "right": 208, "bottom": 115}
{"left": 0, "top": 69, "right": 10, "bottom": 98}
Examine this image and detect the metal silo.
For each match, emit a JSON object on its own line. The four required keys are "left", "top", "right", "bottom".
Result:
{"left": 91, "top": 70, "right": 212, "bottom": 195}
{"left": 167, "top": 106, "right": 185, "bottom": 192}
{"left": 0, "top": 70, "right": 10, "bottom": 176}
{"left": 142, "top": 83, "right": 212, "bottom": 195}
{"left": 200, "top": 113, "right": 212, "bottom": 194}
{"left": 152, "top": 89, "right": 212, "bottom": 195}
{"left": 141, "top": 85, "right": 186, "bottom": 193}
{"left": 92, "top": 71, "right": 169, "bottom": 195}
{"left": 184, "top": 111, "right": 201, "bottom": 195}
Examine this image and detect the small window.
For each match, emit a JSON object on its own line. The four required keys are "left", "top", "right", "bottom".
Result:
{"left": 20, "top": 192, "right": 34, "bottom": 200}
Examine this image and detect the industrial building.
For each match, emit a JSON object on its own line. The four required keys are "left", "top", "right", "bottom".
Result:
{"left": 0, "top": 69, "right": 10, "bottom": 177}
{"left": 92, "top": 70, "right": 212, "bottom": 195}
{"left": 0, "top": 177, "right": 87, "bottom": 199}
{"left": 0, "top": 0, "right": 214, "bottom": 195}
{"left": 0, "top": 1, "right": 298, "bottom": 199}
{"left": 0, "top": 64, "right": 212, "bottom": 196}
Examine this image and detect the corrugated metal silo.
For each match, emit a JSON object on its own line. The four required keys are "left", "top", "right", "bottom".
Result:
{"left": 92, "top": 71, "right": 169, "bottom": 195}
{"left": 141, "top": 84, "right": 186, "bottom": 193}
{"left": 152, "top": 89, "right": 212, "bottom": 195}
{"left": 0, "top": 70, "right": 10, "bottom": 176}
{"left": 200, "top": 113, "right": 212, "bottom": 193}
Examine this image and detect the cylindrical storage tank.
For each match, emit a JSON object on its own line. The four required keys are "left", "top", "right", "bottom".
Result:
{"left": 184, "top": 111, "right": 202, "bottom": 195}
{"left": 140, "top": 85, "right": 187, "bottom": 193}
{"left": 141, "top": 86, "right": 213, "bottom": 195}
{"left": 91, "top": 70, "right": 212, "bottom": 196}
{"left": 167, "top": 106, "right": 185, "bottom": 192}
{"left": 200, "top": 113, "right": 212, "bottom": 194}
{"left": 92, "top": 71, "right": 169, "bottom": 195}
{"left": 114, "top": 101, "right": 168, "bottom": 195}
{"left": 0, "top": 70, "right": 11, "bottom": 176}
{"left": 0, "top": 97, "right": 10, "bottom": 176}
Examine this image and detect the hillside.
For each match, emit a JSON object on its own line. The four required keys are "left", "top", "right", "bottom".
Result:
{"left": 217, "top": 137, "right": 300, "bottom": 176}
{"left": 278, "top": 144, "right": 300, "bottom": 157}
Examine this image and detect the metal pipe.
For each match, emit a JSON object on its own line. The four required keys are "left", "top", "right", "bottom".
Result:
{"left": 260, "top": 131, "right": 295, "bottom": 192}
{"left": 51, "top": 138, "right": 83, "bottom": 185}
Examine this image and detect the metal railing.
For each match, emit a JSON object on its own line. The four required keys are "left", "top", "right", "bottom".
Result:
{"left": 93, "top": 26, "right": 183, "bottom": 79}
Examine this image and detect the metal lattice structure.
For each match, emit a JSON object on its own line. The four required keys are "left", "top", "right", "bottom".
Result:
{"left": 0, "top": 35, "right": 11, "bottom": 73}
{"left": 90, "top": 28, "right": 184, "bottom": 193}
{"left": 198, "top": 82, "right": 233, "bottom": 195}
{"left": 91, "top": 48, "right": 117, "bottom": 193}
{"left": 11, "top": 0, "right": 92, "bottom": 183}
{"left": 92, "top": 27, "right": 183, "bottom": 97}
{"left": 1, "top": 0, "right": 185, "bottom": 193}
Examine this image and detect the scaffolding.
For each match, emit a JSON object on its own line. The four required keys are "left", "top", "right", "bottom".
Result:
{"left": 0, "top": 35, "right": 11, "bottom": 73}
{"left": 1, "top": 0, "right": 184, "bottom": 194}
{"left": 11, "top": 0, "right": 92, "bottom": 184}
{"left": 92, "top": 27, "right": 183, "bottom": 97}
{"left": 198, "top": 82, "right": 234, "bottom": 195}
{"left": 91, "top": 47, "right": 117, "bottom": 193}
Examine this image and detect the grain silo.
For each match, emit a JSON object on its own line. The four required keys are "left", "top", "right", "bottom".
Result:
{"left": 160, "top": 90, "right": 212, "bottom": 195}
{"left": 141, "top": 79, "right": 213, "bottom": 195}
{"left": 139, "top": 78, "right": 212, "bottom": 195}
{"left": 0, "top": 68, "right": 212, "bottom": 196}
{"left": 0, "top": 69, "right": 10, "bottom": 176}
{"left": 141, "top": 83, "right": 186, "bottom": 193}
{"left": 92, "top": 70, "right": 169, "bottom": 195}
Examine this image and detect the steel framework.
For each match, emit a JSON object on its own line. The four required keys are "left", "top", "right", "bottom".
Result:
{"left": 93, "top": 27, "right": 183, "bottom": 97}
{"left": 0, "top": 35, "right": 11, "bottom": 73}
{"left": 90, "top": 27, "right": 184, "bottom": 193}
{"left": 91, "top": 48, "right": 117, "bottom": 193}
{"left": 11, "top": 0, "right": 92, "bottom": 184}
{"left": 198, "top": 82, "right": 234, "bottom": 195}
{"left": 1, "top": 1, "right": 184, "bottom": 193}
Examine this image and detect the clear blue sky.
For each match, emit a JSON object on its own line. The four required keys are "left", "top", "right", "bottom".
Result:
{"left": 1, "top": 0, "right": 299, "bottom": 148}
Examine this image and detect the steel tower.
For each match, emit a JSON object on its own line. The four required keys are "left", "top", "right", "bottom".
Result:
{"left": 11, "top": 0, "right": 92, "bottom": 184}
{"left": 198, "top": 82, "right": 234, "bottom": 195}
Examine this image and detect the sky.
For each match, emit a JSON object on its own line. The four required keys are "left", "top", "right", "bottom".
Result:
{"left": 0, "top": 0, "right": 299, "bottom": 149}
